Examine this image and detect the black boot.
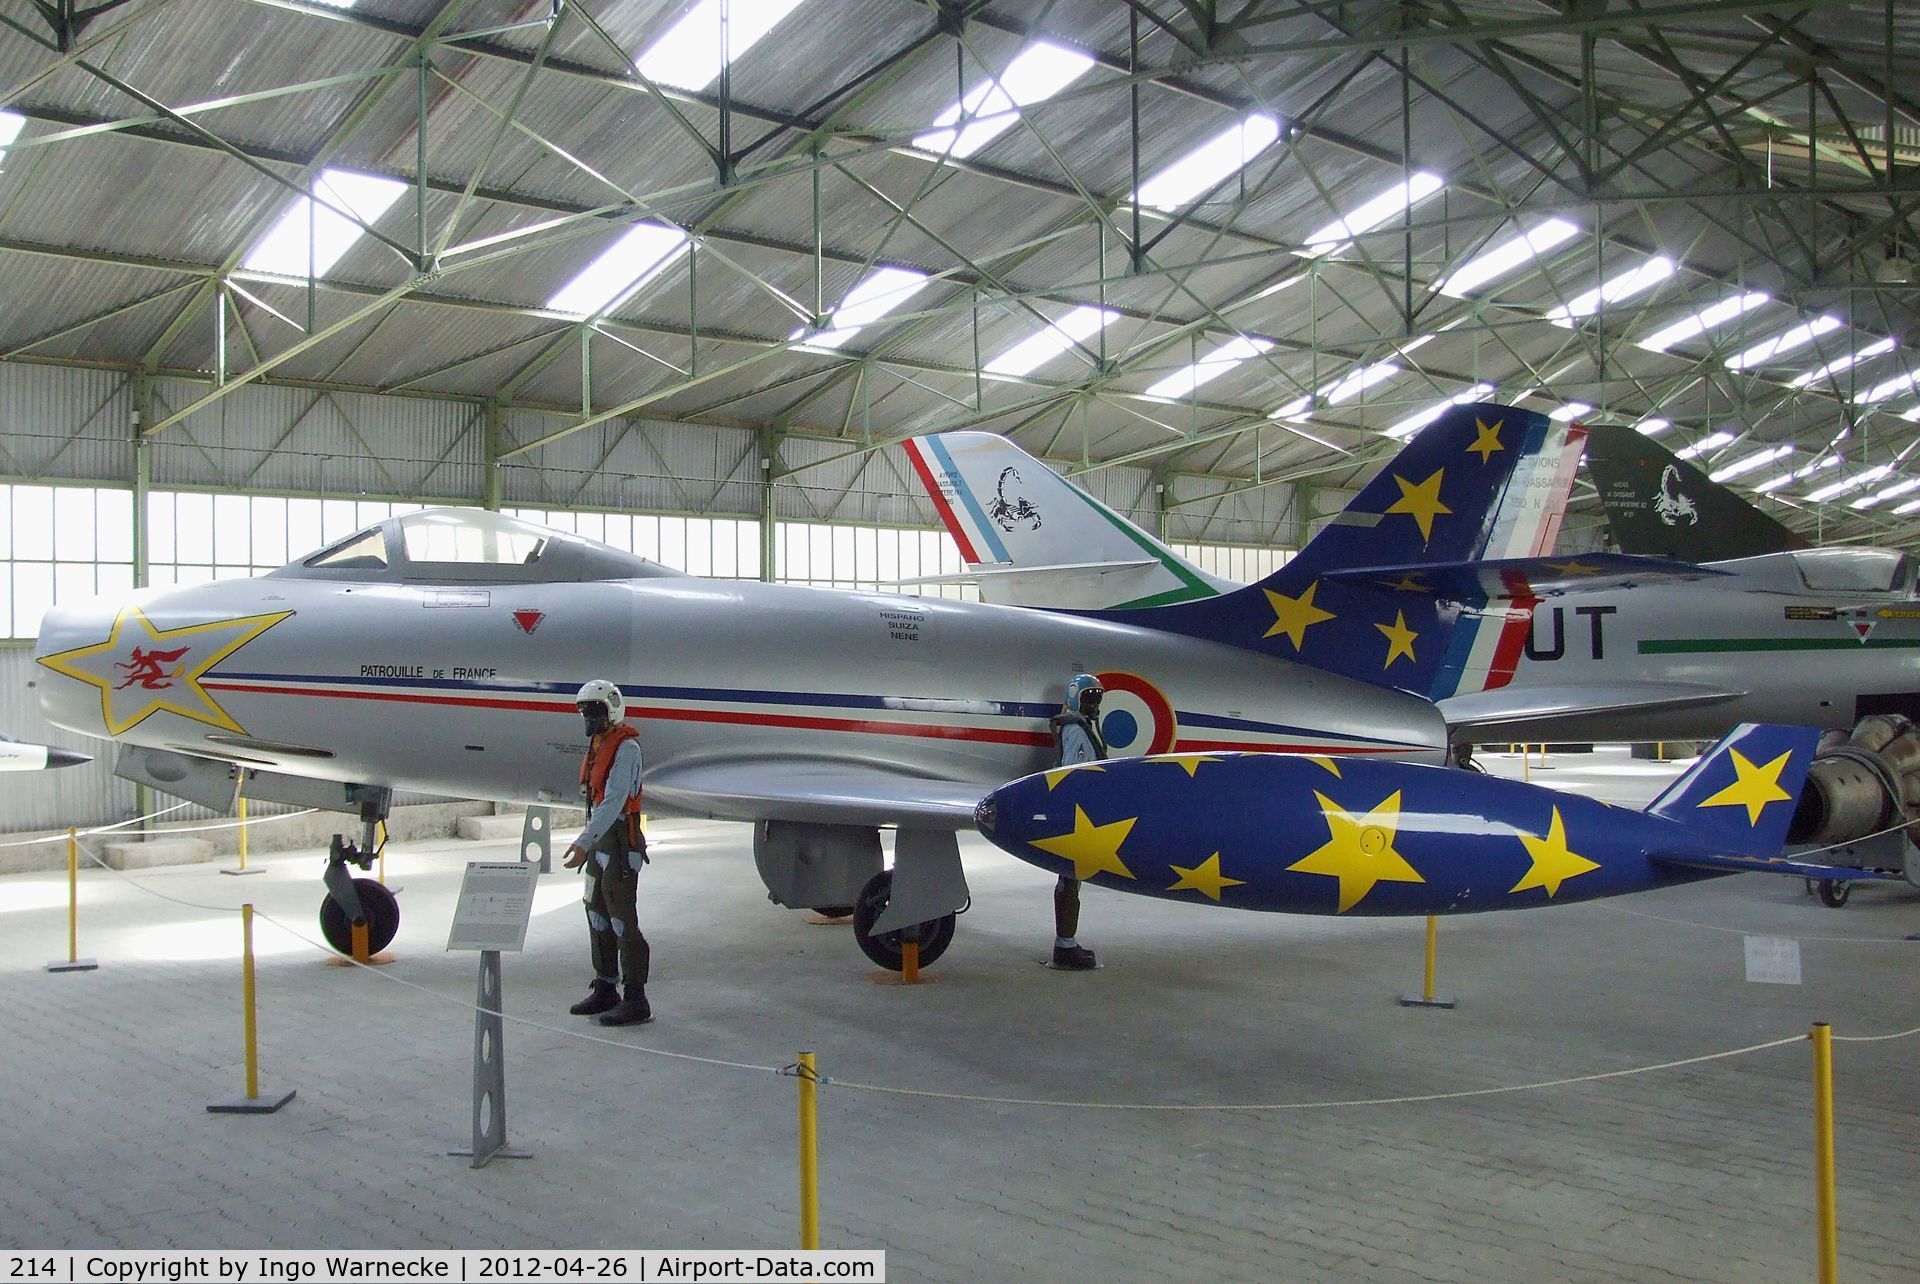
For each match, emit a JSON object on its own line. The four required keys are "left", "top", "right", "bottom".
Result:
{"left": 598, "top": 985, "right": 653, "bottom": 1026}
{"left": 1051, "top": 943, "right": 1097, "bottom": 970}
{"left": 569, "top": 979, "right": 618, "bottom": 1016}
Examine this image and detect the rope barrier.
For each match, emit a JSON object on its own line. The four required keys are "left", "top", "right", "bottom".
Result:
{"left": 56, "top": 832, "right": 1920, "bottom": 1109}
{"left": 0, "top": 800, "right": 195, "bottom": 849}
{"left": 1596, "top": 900, "right": 1920, "bottom": 944}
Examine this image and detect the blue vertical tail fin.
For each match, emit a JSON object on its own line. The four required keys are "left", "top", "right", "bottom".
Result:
{"left": 1645, "top": 723, "right": 1821, "bottom": 855}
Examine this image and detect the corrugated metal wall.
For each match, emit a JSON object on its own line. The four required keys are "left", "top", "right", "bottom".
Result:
{"left": 0, "top": 365, "right": 134, "bottom": 482}
{"left": 499, "top": 410, "right": 762, "bottom": 516}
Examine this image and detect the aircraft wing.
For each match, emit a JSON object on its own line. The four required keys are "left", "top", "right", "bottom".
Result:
{"left": 1438, "top": 680, "right": 1744, "bottom": 733}
{"left": 1322, "top": 552, "right": 1724, "bottom": 599}
{"left": 1648, "top": 849, "right": 1905, "bottom": 882}
{"left": 645, "top": 759, "right": 988, "bottom": 829}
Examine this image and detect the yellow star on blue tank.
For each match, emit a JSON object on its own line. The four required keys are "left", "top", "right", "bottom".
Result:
{"left": 1263, "top": 581, "right": 1335, "bottom": 649}
{"left": 1511, "top": 805, "right": 1600, "bottom": 897}
{"left": 1153, "top": 754, "right": 1222, "bottom": 776}
{"left": 1467, "top": 416, "right": 1504, "bottom": 463}
{"left": 1043, "top": 764, "right": 1105, "bottom": 791}
{"left": 1696, "top": 749, "right": 1794, "bottom": 824}
{"left": 1167, "top": 853, "right": 1246, "bottom": 902}
{"left": 1029, "top": 806, "right": 1136, "bottom": 881}
{"left": 1291, "top": 790, "right": 1423, "bottom": 912}
{"left": 37, "top": 605, "right": 293, "bottom": 735}
{"left": 1384, "top": 468, "right": 1451, "bottom": 542}
{"left": 1376, "top": 611, "right": 1419, "bottom": 667}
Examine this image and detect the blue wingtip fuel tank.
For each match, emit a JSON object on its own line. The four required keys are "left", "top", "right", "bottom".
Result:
{"left": 974, "top": 724, "right": 1845, "bottom": 917}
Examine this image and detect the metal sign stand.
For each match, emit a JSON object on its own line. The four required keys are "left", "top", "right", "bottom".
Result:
{"left": 445, "top": 862, "right": 540, "bottom": 1168}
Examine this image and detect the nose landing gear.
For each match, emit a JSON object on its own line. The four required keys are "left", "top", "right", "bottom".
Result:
{"left": 319, "top": 787, "right": 399, "bottom": 956}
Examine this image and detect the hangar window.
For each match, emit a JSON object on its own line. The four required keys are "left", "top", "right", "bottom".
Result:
{"left": 0, "top": 483, "right": 134, "bottom": 639}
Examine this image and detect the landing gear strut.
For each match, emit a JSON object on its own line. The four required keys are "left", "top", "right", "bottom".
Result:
{"left": 320, "top": 787, "right": 398, "bottom": 956}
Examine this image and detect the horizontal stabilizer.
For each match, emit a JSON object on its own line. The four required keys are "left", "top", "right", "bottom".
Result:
{"left": 1322, "top": 552, "right": 1723, "bottom": 600}
{"left": 1438, "top": 680, "right": 1744, "bottom": 731}
{"left": 1649, "top": 849, "right": 1903, "bottom": 883}
{"left": 894, "top": 558, "right": 1157, "bottom": 587}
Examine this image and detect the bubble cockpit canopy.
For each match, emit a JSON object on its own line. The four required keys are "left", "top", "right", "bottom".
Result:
{"left": 274, "top": 508, "right": 679, "bottom": 583}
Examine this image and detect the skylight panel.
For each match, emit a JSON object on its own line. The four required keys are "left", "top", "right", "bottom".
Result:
{"left": 1436, "top": 218, "right": 1580, "bottom": 297}
{"left": 242, "top": 168, "right": 408, "bottom": 278}
{"left": 1709, "top": 444, "right": 1793, "bottom": 483}
{"left": 1638, "top": 292, "right": 1769, "bottom": 353}
{"left": 1547, "top": 402, "right": 1592, "bottom": 422}
{"left": 1382, "top": 384, "right": 1495, "bottom": 439}
{"left": 794, "top": 267, "right": 931, "bottom": 352}
{"left": 1852, "top": 477, "right": 1920, "bottom": 510}
{"left": 1725, "top": 315, "right": 1843, "bottom": 371}
{"left": 1300, "top": 172, "right": 1444, "bottom": 257}
{"left": 1635, "top": 417, "right": 1671, "bottom": 436}
{"left": 913, "top": 41, "right": 1095, "bottom": 160}
{"left": 1753, "top": 456, "right": 1838, "bottom": 493}
{"left": 1134, "top": 115, "right": 1282, "bottom": 213}
{"left": 1142, "top": 335, "right": 1274, "bottom": 400}
{"left": 1789, "top": 337, "right": 1896, "bottom": 388}
{"left": 546, "top": 222, "right": 689, "bottom": 318}
{"left": 1806, "top": 465, "right": 1892, "bottom": 503}
{"left": 1855, "top": 369, "right": 1920, "bottom": 405}
{"left": 1894, "top": 495, "right": 1920, "bottom": 516}
{"left": 1674, "top": 431, "right": 1734, "bottom": 461}
{"left": 1544, "top": 256, "right": 1674, "bottom": 326}
{"left": 635, "top": 0, "right": 810, "bottom": 92}
{"left": 0, "top": 111, "right": 25, "bottom": 170}
{"left": 1268, "top": 361, "right": 1399, "bottom": 420}
{"left": 982, "top": 305, "right": 1117, "bottom": 377}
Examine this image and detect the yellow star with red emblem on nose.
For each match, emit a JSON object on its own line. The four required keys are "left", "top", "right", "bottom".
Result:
{"left": 1384, "top": 468, "right": 1451, "bottom": 542}
{"left": 1696, "top": 749, "right": 1794, "bottom": 824}
{"left": 1028, "top": 806, "right": 1137, "bottom": 881}
{"left": 37, "top": 606, "right": 293, "bottom": 735}
{"left": 1290, "top": 790, "right": 1424, "bottom": 912}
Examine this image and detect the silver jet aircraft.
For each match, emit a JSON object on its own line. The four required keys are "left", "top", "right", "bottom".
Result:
{"left": 32, "top": 404, "right": 1558, "bottom": 969}
{"left": 904, "top": 424, "right": 1920, "bottom": 745}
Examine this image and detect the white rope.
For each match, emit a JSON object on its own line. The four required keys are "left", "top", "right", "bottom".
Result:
{"left": 0, "top": 800, "right": 195, "bottom": 849}
{"left": 1832, "top": 1024, "right": 1920, "bottom": 1044}
{"left": 70, "top": 838, "right": 244, "bottom": 913}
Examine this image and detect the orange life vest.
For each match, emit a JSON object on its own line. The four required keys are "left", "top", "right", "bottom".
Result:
{"left": 580, "top": 722, "right": 644, "bottom": 847}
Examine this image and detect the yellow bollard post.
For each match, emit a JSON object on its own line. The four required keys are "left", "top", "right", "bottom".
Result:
{"left": 46, "top": 827, "right": 98, "bottom": 972}
{"left": 222, "top": 793, "right": 263, "bottom": 877}
{"left": 1397, "top": 914, "right": 1455, "bottom": 1008}
{"left": 1812, "top": 1022, "right": 1838, "bottom": 1284}
{"left": 797, "top": 1051, "right": 820, "bottom": 1250}
{"left": 208, "top": 903, "right": 294, "bottom": 1112}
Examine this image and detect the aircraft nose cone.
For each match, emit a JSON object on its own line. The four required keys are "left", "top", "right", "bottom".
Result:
{"left": 44, "top": 747, "right": 91, "bottom": 769}
{"left": 972, "top": 795, "right": 996, "bottom": 835}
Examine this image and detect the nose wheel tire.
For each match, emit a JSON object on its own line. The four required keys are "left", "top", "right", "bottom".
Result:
{"left": 851, "top": 869, "right": 955, "bottom": 971}
{"left": 1816, "top": 878, "right": 1852, "bottom": 908}
{"left": 319, "top": 877, "right": 400, "bottom": 955}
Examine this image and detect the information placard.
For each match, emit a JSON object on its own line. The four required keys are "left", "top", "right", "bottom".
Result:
{"left": 447, "top": 861, "right": 540, "bottom": 952}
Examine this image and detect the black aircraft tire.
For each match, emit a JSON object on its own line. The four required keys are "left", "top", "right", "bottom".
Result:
{"left": 809, "top": 905, "right": 855, "bottom": 919}
{"left": 320, "top": 877, "right": 401, "bottom": 954}
{"left": 851, "top": 870, "right": 955, "bottom": 971}
{"left": 1817, "top": 878, "right": 1852, "bottom": 909}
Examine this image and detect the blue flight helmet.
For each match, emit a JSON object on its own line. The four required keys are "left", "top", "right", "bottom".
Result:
{"left": 1064, "top": 673, "right": 1103, "bottom": 711}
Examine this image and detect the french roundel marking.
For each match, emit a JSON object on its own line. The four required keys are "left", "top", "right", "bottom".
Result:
{"left": 1095, "top": 670, "right": 1176, "bottom": 756}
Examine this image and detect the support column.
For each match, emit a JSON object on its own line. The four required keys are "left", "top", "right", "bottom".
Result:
{"left": 483, "top": 403, "right": 505, "bottom": 511}
{"left": 131, "top": 372, "right": 154, "bottom": 832}
{"left": 758, "top": 428, "right": 778, "bottom": 583}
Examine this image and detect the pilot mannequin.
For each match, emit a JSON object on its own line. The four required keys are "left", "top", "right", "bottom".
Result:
{"left": 563, "top": 679, "right": 653, "bottom": 1026}
{"left": 1048, "top": 673, "right": 1105, "bottom": 970}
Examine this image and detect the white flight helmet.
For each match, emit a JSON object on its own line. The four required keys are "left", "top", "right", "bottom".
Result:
{"left": 574, "top": 678, "right": 624, "bottom": 722}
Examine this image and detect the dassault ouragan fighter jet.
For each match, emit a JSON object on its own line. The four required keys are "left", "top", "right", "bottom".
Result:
{"left": 36, "top": 404, "right": 1571, "bottom": 970}
{"left": 906, "top": 425, "right": 1920, "bottom": 746}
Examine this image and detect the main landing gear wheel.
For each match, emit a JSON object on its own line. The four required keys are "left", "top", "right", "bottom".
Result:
{"left": 851, "top": 870, "right": 954, "bottom": 971}
{"left": 319, "top": 878, "right": 400, "bottom": 954}
{"left": 1816, "top": 878, "right": 1852, "bottom": 908}
{"left": 810, "top": 905, "right": 854, "bottom": 919}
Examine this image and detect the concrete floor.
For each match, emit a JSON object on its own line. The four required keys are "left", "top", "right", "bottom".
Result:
{"left": 2, "top": 747, "right": 1918, "bottom": 1281}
